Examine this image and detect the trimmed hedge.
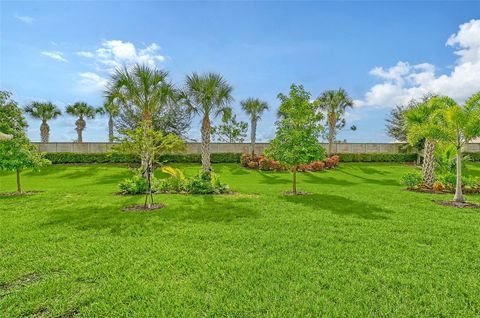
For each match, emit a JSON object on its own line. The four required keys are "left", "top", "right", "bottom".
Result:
{"left": 335, "top": 153, "right": 418, "bottom": 163}
{"left": 44, "top": 152, "right": 241, "bottom": 164}
{"left": 44, "top": 152, "right": 417, "bottom": 164}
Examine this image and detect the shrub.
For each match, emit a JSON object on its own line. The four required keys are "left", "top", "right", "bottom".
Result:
{"left": 119, "top": 173, "right": 159, "bottom": 194}
{"left": 438, "top": 174, "right": 456, "bottom": 191}
{"left": 159, "top": 177, "right": 185, "bottom": 193}
{"left": 183, "top": 171, "right": 230, "bottom": 195}
{"left": 433, "top": 181, "right": 445, "bottom": 192}
{"left": 400, "top": 172, "right": 422, "bottom": 189}
{"left": 310, "top": 161, "right": 325, "bottom": 171}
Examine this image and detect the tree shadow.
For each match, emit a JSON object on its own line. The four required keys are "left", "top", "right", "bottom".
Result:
{"left": 40, "top": 195, "right": 260, "bottom": 235}
{"left": 356, "top": 166, "right": 390, "bottom": 175}
{"left": 283, "top": 193, "right": 393, "bottom": 220}
{"left": 337, "top": 169, "right": 398, "bottom": 186}
{"left": 302, "top": 172, "right": 358, "bottom": 186}
{"left": 255, "top": 171, "right": 290, "bottom": 185}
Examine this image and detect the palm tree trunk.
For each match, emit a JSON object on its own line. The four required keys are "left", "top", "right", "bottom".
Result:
{"left": 75, "top": 116, "right": 85, "bottom": 143}
{"left": 328, "top": 120, "right": 335, "bottom": 156}
{"left": 40, "top": 120, "right": 49, "bottom": 143}
{"left": 422, "top": 139, "right": 435, "bottom": 188}
{"left": 250, "top": 117, "right": 256, "bottom": 158}
{"left": 16, "top": 169, "right": 21, "bottom": 193}
{"left": 108, "top": 115, "right": 114, "bottom": 143}
{"left": 292, "top": 166, "right": 297, "bottom": 194}
{"left": 201, "top": 115, "right": 211, "bottom": 176}
{"left": 454, "top": 147, "right": 464, "bottom": 203}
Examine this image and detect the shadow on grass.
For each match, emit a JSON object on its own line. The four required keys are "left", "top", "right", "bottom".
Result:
{"left": 283, "top": 193, "right": 392, "bottom": 220}
{"left": 337, "top": 169, "right": 398, "bottom": 186}
{"left": 256, "top": 171, "right": 289, "bottom": 185}
{"left": 40, "top": 195, "right": 260, "bottom": 235}
{"left": 302, "top": 172, "right": 357, "bottom": 186}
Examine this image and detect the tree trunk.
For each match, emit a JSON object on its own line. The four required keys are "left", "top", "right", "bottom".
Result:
{"left": 140, "top": 120, "right": 152, "bottom": 179}
{"left": 454, "top": 147, "right": 464, "bottom": 203}
{"left": 292, "top": 166, "right": 297, "bottom": 194}
{"left": 108, "top": 115, "right": 114, "bottom": 143}
{"left": 250, "top": 117, "right": 257, "bottom": 158}
{"left": 422, "top": 139, "right": 435, "bottom": 188}
{"left": 201, "top": 115, "right": 211, "bottom": 176}
{"left": 327, "top": 119, "right": 335, "bottom": 157}
{"left": 75, "top": 117, "right": 85, "bottom": 143}
{"left": 40, "top": 120, "right": 49, "bottom": 143}
{"left": 16, "top": 169, "right": 21, "bottom": 193}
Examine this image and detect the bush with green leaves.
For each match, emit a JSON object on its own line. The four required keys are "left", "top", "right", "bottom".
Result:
{"left": 400, "top": 172, "right": 423, "bottom": 189}
{"left": 118, "top": 170, "right": 160, "bottom": 195}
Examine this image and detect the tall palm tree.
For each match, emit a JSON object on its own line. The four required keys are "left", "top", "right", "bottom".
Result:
{"left": 182, "top": 73, "right": 233, "bottom": 175}
{"left": 404, "top": 98, "right": 451, "bottom": 188}
{"left": 106, "top": 64, "right": 177, "bottom": 174}
{"left": 241, "top": 98, "right": 269, "bottom": 157}
{"left": 101, "top": 99, "right": 120, "bottom": 142}
{"left": 66, "top": 102, "right": 101, "bottom": 143}
{"left": 24, "top": 102, "right": 61, "bottom": 142}
{"left": 315, "top": 89, "right": 353, "bottom": 155}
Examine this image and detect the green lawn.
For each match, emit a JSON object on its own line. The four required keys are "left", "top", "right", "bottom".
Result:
{"left": 1, "top": 163, "right": 480, "bottom": 317}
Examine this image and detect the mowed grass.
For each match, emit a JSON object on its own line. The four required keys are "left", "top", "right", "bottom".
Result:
{"left": 1, "top": 163, "right": 480, "bottom": 317}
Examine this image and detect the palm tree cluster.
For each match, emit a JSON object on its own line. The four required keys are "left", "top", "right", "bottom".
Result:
{"left": 404, "top": 92, "right": 480, "bottom": 203}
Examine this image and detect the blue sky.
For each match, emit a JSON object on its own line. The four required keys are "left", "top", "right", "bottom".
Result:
{"left": 1, "top": 1, "right": 479, "bottom": 142}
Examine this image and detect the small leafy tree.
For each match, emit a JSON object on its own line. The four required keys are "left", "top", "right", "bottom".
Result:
{"left": 24, "top": 101, "right": 62, "bottom": 142}
{"left": 66, "top": 102, "right": 102, "bottom": 143}
{"left": 430, "top": 93, "right": 480, "bottom": 202}
{"left": 212, "top": 114, "right": 248, "bottom": 143}
{"left": 315, "top": 88, "right": 353, "bottom": 156}
{"left": 241, "top": 98, "right": 269, "bottom": 157}
{"left": 265, "top": 84, "right": 326, "bottom": 194}
{"left": 114, "top": 123, "right": 185, "bottom": 208}
{"left": 0, "top": 91, "right": 50, "bottom": 193}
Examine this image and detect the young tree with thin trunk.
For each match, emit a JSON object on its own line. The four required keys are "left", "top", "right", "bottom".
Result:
{"left": 107, "top": 64, "right": 178, "bottom": 179}
{"left": 66, "top": 102, "right": 101, "bottom": 143}
{"left": 0, "top": 91, "right": 50, "bottom": 193}
{"left": 315, "top": 89, "right": 353, "bottom": 156}
{"left": 114, "top": 125, "right": 184, "bottom": 208}
{"left": 101, "top": 99, "right": 120, "bottom": 142}
{"left": 430, "top": 93, "right": 480, "bottom": 203}
{"left": 241, "top": 98, "right": 269, "bottom": 157}
{"left": 404, "top": 98, "right": 449, "bottom": 188}
{"left": 211, "top": 114, "right": 248, "bottom": 143}
{"left": 182, "top": 72, "right": 233, "bottom": 177}
{"left": 265, "top": 84, "right": 326, "bottom": 194}
{"left": 24, "top": 102, "right": 61, "bottom": 143}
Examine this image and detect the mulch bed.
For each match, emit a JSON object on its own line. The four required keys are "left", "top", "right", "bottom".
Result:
{"left": 0, "top": 191, "right": 43, "bottom": 197}
{"left": 406, "top": 188, "right": 480, "bottom": 195}
{"left": 121, "top": 204, "right": 166, "bottom": 212}
{"left": 282, "top": 191, "right": 311, "bottom": 196}
{"left": 433, "top": 200, "right": 480, "bottom": 208}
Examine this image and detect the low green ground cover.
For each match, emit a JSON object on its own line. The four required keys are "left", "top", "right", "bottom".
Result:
{"left": 1, "top": 163, "right": 480, "bottom": 317}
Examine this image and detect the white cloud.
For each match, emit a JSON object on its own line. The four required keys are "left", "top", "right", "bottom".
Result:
{"left": 78, "top": 72, "right": 108, "bottom": 93}
{"left": 77, "top": 40, "right": 166, "bottom": 72}
{"left": 357, "top": 19, "right": 480, "bottom": 108}
{"left": 15, "top": 15, "right": 35, "bottom": 24}
{"left": 41, "top": 51, "right": 68, "bottom": 62}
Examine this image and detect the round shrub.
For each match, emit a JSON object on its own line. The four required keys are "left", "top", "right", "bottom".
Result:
{"left": 400, "top": 172, "right": 422, "bottom": 189}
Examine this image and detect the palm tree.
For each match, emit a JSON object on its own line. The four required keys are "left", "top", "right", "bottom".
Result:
{"left": 106, "top": 64, "right": 177, "bottom": 175}
{"left": 24, "top": 102, "right": 61, "bottom": 142}
{"left": 101, "top": 99, "right": 120, "bottom": 142}
{"left": 66, "top": 102, "right": 101, "bottom": 143}
{"left": 182, "top": 73, "right": 233, "bottom": 175}
{"left": 404, "top": 98, "right": 451, "bottom": 188}
{"left": 315, "top": 89, "right": 353, "bottom": 155}
{"left": 431, "top": 94, "right": 480, "bottom": 202}
{"left": 241, "top": 98, "right": 269, "bottom": 157}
